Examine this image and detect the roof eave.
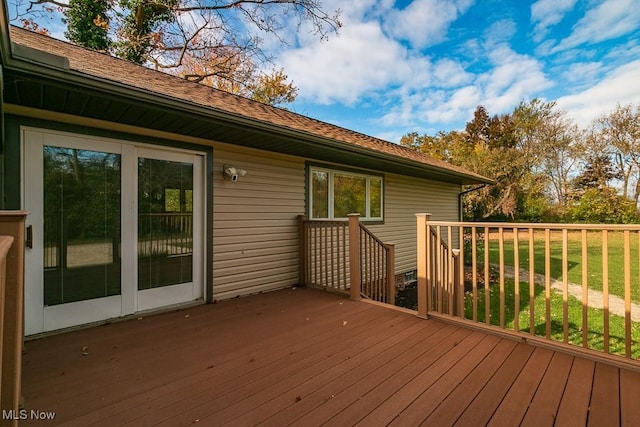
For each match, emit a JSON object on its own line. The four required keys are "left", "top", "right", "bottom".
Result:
{"left": 0, "top": 11, "right": 490, "bottom": 186}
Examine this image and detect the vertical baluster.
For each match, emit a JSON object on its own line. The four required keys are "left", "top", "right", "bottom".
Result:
{"left": 458, "top": 225, "right": 464, "bottom": 318}
{"left": 448, "top": 225, "right": 453, "bottom": 315}
{"left": 513, "top": 228, "right": 520, "bottom": 332}
{"left": 314, "top": 224, "right": 319, "bottom": 286}
{"left": 545, "top": 228, "right": 551, "bottom": 339}
{"left": 562, "top": 228, "right": 569, "bottom": 343}
{"left": 472, "top": 226, "right": 478, "bottom": 322}
{"left": 377, "top": 235, "right": 381, "bottom": 301}
{"left": 624, "top": 230, "right": 631, "bottom": 358}
{"left": 437, "top": 226, "right": 443, "bottom": 314}
{"left": 499, "top": 227, "right": 505, "bottom": 328}
{"left": 330, "top": 223, "right": 334, "bottom": 289}
{"left": 529, "top": 228, "right": 535, "bottom": 335}
{"left": 484, "top": 226, "right": 490, "bottom": 324}
{"left": 581, "top": 229, "right": 588, "bottom": 348}
{"left": 602, "top": 229, "right": 609, "bottom": 354}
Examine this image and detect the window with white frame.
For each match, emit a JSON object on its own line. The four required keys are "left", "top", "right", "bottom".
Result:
{"left": 309, "top": 166, "right": 383, "bottom": 220}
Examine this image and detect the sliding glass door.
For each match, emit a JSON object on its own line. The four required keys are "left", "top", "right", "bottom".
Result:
{"left": 24, "top": 130, "right": 204, "bottom": 335}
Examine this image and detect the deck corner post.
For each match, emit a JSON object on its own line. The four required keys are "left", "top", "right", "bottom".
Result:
{"left": 0, "top": 211, "right": 27, "bottom": 427}
{"left": 385, "top": 243, "right": 396, "bottom": 305}
{"left": 416, "top": 213, "right": 431, "bottom": 319}
{"left": 297, "top": 215, "right": 308, "bottom": 287}
{"left": 348, "top": 213, "right": 361, "bottom": 301}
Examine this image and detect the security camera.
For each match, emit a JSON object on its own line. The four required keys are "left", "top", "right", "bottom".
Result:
{"left": 224, "top": 165, "right": 246, "bottom": 182}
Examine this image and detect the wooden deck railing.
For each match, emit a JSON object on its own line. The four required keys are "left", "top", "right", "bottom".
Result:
{"left": 299, "top": 217, "right": 350, "bottom": 292}
{"left": 0, "top": 236, "right": 15, "bottom": 411}
{"left": 298, "top": 214, "right": 395, "bottom": 304}
{"left": 0, "top": 212, "right": 27, "bottom": 427}
{"left": 359, "top": 222, "right": 396, "bottom": 304}
{"left": 416, "top": 213, "right": 640, "bottom": 363}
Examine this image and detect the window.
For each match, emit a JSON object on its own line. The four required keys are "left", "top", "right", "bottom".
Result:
{"left": 309, "top": 166, "right": 383, "bottom": 220}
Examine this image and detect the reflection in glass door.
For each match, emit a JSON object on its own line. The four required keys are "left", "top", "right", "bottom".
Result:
{"left": 138, "top": 158, "right": 193, "bottom": 289}
{"left": 43, "top": 146, "right": 122, "bottom": 306}
{"left": 135, "top": 148, "right": 204, "bottom": 313}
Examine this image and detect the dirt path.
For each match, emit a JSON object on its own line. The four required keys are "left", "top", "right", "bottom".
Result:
{"left": 499, "top": 265, "right": 640, "bottom": 322}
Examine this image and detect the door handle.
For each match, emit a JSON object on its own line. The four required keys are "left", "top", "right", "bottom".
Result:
{"left": 26, "top": 225, "right": 33, "bottom": 249}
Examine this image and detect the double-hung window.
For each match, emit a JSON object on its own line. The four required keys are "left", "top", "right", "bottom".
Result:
{"left": 309, "top": 166, "right": 383, "bottom": 221}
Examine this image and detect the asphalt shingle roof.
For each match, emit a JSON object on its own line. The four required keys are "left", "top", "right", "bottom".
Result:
{"left": 9, "top": 26, "right": 489, "bottom": 184}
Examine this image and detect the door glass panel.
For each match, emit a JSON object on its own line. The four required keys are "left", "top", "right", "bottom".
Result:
{"left": 138, "top": 158, "right": 193, "bottom": 290}
{"left": 43, "top": 146, "right": 122, "bottom": 305}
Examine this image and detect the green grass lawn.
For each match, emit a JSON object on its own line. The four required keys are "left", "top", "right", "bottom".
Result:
{"left": 462, "top": 278, "right": 640, "bottom": 359}
{"left": 469, "top": 229, "right": 640, "bottom": 302}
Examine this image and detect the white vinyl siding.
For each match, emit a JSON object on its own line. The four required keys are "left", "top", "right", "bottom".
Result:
{"left": 212, "top": 145, "right": 305, "bottom": 299}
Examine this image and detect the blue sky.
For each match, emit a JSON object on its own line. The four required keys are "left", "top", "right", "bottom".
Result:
{"left": 9, "top": 0, "right": 640, "bottom": 144}
{"left": 267, "top": 0, "right": 640, "bottom": 142}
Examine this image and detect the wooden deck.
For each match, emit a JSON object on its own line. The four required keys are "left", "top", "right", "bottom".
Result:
{"left": 20, "top": 287, "right": 640, "bottom": 426}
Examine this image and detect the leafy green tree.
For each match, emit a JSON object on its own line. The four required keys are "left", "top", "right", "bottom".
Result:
{"left": 63, "top": 0, "right": 111, "bottom": 51}
{"left": 116, "top": 0, "right": 177, "bottom": 64}
{"left": 568, "top": 187, "right": 638, "bottom": 224}
{"left": 514, "top": 99, "right": 580, "bottom": 210}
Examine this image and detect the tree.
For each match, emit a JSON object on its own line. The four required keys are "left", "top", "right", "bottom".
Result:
{"left": 568, "top": 187, "right": 638, "bottom": 224}
{"left": 513, "top": 99, "right": 580, "bottom": 209}
{"left": 20, "top": 0, "right": 341, "bottom": 105}
{"left": 399, "top": 131, "right": 455, "bottom": 162}
{"left": 594, "top": 104, "right": 640, "bottom": 205}
{"left": 63, "top": 0, "right": 111, "bottom": 51}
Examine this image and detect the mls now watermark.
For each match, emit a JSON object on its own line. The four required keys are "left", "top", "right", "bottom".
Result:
{"left": 3, "top": 409, "right": 56, "bottom": 421}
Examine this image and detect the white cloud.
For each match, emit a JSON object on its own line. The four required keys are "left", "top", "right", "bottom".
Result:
{"left": 557, "top": 60, "right": 640, "bottom": 127}
{"left": 530, "top": 0, "right": 578, "bottom": 42}
{"left": 279, "top": 21, "right": 414, "bottom": 105}
{"left": 384, "top": 0, "right": 474, "bottom": 48}
{"left": 380, "top": 44, "right": 552, "bottom": 131}
{"left": 424, "top": 85, "right": 482, "bottom": 123}
{"left": 432, "top": 58, "right": 473, "bottom": 87}
{"left": 484, "top": 19, "right": 518, "bottom": 46}
{"left": 554, "top": 0, "right": 640, "bottom": 51}
{"left": 480, "top": 45, "right": 553, "bottom": 113}
{"left": 561, "top": 61, "right": 603, "bottom": 84}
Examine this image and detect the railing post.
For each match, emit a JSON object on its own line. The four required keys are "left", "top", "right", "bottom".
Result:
{"left": 348, "top": 213, "right": 361, "bottom": 301}
{"left": 0, "top": 211, "right": 27, "bottom": 427}
{"left": 297, "top": 215, "right": 307, "bottom": 286}
{"left": 0, "top": 236, "right": 14, "bottom": 415}
{"left": 416, "top": 213, "right": 430, "bottom": 318}
{"left": 385, "top": 243, "right": 396, "bottom": 305}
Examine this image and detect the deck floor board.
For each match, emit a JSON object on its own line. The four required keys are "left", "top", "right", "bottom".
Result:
{"left": 20, "top": 287, "right": 640, "bottom": 426}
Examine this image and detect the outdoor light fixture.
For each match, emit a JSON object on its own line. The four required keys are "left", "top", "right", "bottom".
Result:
{"left": 223, "top": 165, "right": 247, "bottom": 182}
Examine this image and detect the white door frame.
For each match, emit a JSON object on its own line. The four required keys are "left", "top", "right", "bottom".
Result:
{"left": 22, "top": 127, "right": 206, "bottom": 335}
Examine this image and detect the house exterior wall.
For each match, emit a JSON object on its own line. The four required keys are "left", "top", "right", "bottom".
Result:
{"left": 3, "top": 113, "right": 463, "bottom": 302}
{"left": 211, "top": 145, "right": 306, "bottom": 300}
{"left": 211, "top": 144, "right": 461, "bottom": 299}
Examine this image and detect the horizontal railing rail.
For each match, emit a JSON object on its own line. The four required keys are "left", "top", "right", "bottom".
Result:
{"left": 416, "top": 213, "right": 640, "bottom": 362}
